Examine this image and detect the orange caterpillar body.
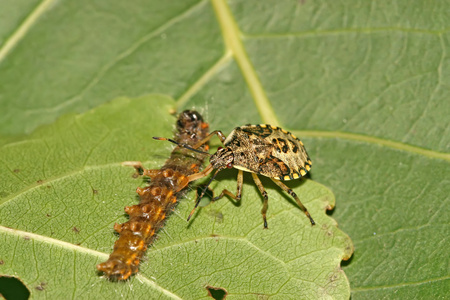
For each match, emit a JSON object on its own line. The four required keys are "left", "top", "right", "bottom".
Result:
{"left": 97, "top": 110, "right": 209, "bottom": 280}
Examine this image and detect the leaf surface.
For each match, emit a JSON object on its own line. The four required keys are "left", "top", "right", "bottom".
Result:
{"left": 1, "top": 0, "right": 449, "bottom": 299}
{"left": 0, "top": 96, "right": 351, "bottom": 299}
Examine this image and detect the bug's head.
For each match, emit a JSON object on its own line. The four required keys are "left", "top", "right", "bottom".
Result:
{"left": 210, "top": 147, "right": 234, "bottom": 170}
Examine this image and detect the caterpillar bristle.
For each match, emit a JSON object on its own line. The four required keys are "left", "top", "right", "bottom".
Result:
{"left": 97, "top": 110, "right": 209, "bottom": 280}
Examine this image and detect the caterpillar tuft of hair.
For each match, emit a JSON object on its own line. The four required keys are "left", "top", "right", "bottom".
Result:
{"left": 97, "top": 110, "right": 209, "bottom": 280}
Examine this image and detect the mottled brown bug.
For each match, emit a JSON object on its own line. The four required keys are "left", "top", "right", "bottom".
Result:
{"left": 156, "top": 124, "right": 315, "bottom": 228}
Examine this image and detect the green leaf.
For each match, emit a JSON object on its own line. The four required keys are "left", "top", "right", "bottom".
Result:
{"left": 0, "top": 96, "right": 352, "bottom": 299}
{"left": 1, "top": 0, "right": 449, "bottom": 299}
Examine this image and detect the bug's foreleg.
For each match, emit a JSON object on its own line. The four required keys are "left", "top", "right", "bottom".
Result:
{"left": 185, "top": 165, "right": 215, "bottom": 222}
{"left": 192, "top": 130, "right": 227, "bottom": 149}
{"left": 271, "top": 179, "right": 315, "bottom": 226}
{"left": 187, "top": 167, "right": 223, "bottom": 222}
{"left": 153, "top": 130, "right": 225, "bottom": 153}
{"left": 121, "top": 161, "right": 159, "bottom": 178}
{"left": 212, "top": 170, "right": 243, "bottom": 205}
{"left": 187, "top": 164, "right": 214, "bottom": 182}
{"left": 251, "top": 173, "right": 269, "bottom": 229}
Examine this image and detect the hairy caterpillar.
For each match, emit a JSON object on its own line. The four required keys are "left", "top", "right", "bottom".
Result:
{"left": 97, "top": 110, "right": 209, "bottom": 280}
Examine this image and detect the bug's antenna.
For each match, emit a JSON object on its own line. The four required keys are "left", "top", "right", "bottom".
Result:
{"left": 187, "top": 168, "right": 223, "bottom": 221}
{"left": 153, "top": 137, "right": 210, "bottom": 155}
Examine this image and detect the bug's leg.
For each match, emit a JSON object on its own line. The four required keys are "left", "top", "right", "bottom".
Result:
{"left": 187, "top": 164, "right": 214, "bottom": 182}
{"left": 121, "top": 161, "right": 159, "bottom": 178}
{"left": 212, "top": 170, "right": 243, "bottom": 205}
{"left": 187, "top": 168, "right": 224, "bottom": 221}
{"left": 185, "top": 131, "right": 226, "bottom": 183}
{"left": 271, "top": 179, "right": 315, "bottom": 226}
{"left": 192, "top": 130, "right": 227, "bottom": 149}
{"left": 153, "top": 130, "right": 226, "bottom": 153}
{"left": 251, "top": 173, "right": 269, "bottom": 229}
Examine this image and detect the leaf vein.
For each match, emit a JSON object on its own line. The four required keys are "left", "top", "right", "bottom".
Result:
{"left": 0, "top": 225, "right": 183, "bottom": 299}
{"left": 243, "top": 27, "right": 450, "bottom": 40}
{"left": 19, "top": 0, "right": 210, "bottom": 116}
{"left": 0, "top": 0, "right": 57, "bottom": 63}
{"left": 352, "top": 275, "right": 449, "bottom": 292}
{"left": 294, "top": 130, "right": 450, "bottom": 161}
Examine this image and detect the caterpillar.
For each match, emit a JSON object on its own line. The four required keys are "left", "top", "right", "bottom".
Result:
{"left": 97, "top": 110, "right": 209, "bottom": 280}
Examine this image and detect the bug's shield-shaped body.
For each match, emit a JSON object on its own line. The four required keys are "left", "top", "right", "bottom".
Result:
{"left": 223, "top": 124, "right": 312, "bottom": 180}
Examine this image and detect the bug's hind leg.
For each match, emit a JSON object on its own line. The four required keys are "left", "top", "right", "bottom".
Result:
{"left": 121, "top": 161, "right": 159, "bottom": 178}
{"left": 271, "top": 179, "right": 315, "bottom": 226}
{"left": 212, "top": 170, "right": 243, "bottom": 206}
{"left": 251, "top": 173, "right": 269, "bottom": 229}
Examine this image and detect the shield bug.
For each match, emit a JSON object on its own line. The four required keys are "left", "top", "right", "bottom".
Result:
{"left": 154, "top": 124, "right": 315, "bottom": 228}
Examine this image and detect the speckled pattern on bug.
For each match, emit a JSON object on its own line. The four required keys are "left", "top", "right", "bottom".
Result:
{"left": 221, "top": 124, "right": 312, "bottom": 181}
{"left": 179, "top": 124, "right": 315, "bottom": 228}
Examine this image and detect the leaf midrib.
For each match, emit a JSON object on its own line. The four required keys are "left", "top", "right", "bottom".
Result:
{"left": 2, "top": 0, "right": 447, "bottom": 162}
{"left": 210, "top": 0, "right": 281, "bottom": 126}
{"left": 183, "top": 0, "right": 449, "bottom": 161}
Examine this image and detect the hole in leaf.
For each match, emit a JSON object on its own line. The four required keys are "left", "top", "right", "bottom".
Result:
{"left": 206, "top": 285, "right": 227, "bottom": 300}
{"left": 0, "top": 276, "right": 30, "bottom": 300}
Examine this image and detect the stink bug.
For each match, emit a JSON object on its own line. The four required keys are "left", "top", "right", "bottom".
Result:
{"left": 154, "top": 124, "right": 315, "bottom": 228}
